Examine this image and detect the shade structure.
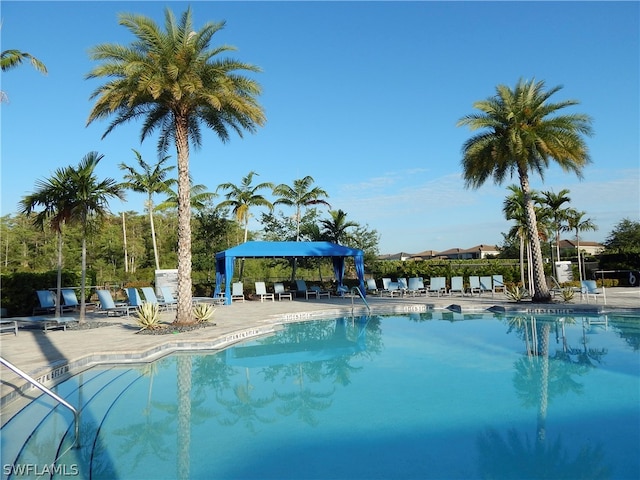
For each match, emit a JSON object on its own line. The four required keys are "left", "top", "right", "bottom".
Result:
{"left": 214, "top": 241, "right": 366, "bottom": 304}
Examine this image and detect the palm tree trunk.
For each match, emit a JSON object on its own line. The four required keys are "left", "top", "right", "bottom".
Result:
{"left": 55, "top": 231, "right": 63, "bottom": 318}
{"left": 80, "top": 236, "right": 87, "bottom": 323}
{"left": 148, "top": 198, "right": 160, "bottom": 271}
{"left": 122, "top": 212, "right": 129, "bottom": 273}
{"left": 174, "top": 116, "right": 193, "bottom": 324}
{"left": 519, "top": 235, "right": 525, "bottom": 287}
{"left": 519, "top": 169, "right": 551, "bottom": 302}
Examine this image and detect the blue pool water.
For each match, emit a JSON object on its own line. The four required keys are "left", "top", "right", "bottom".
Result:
{"left": 2, "top": 311, "right": 639, "bottom": 479}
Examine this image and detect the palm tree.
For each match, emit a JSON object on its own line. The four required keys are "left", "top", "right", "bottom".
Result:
{"left": 0, "top": 49, "right": 47, "bottom": 73}
{"left": 216, "top": 171, "right": 274, "bottom": 243}
{"left": 156, "top": 180, "right": 216, "bottom": 213}
{"left": 19, "top": 167, "right": 75, "bottom": 317}
{"left": 565, "top": 210, "right": 597, "bottom": 283}
{"left": 1, "top": 48, "right": 47, "bottom": 102}
{"left": 67, "top": 152, "right": 125, "bottom": 322}
{"left": 86, "top": 7, "right": 265, "bottom": 323}
{"left": 503, "top": 185, "right": 550, "bottom": 290}
{"left": 273, "top": 176, "right": 331, "bottom": 241}
{"left": 119, "top": 150, "right": 176, "bottom": 271}
{"left": 541, "top": 188, "right": 572, "bottom": 269}
{"left": 19, "top": 153, "right": 123, "bottom": 321}
{"left": 458, "top": 78, "right": 593, "bottom": 302}
{"left": 320, "top": 209, "right": 358, "bottom": 245}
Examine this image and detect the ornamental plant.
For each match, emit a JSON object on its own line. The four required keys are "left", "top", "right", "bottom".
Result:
{"left": 193, "top": 303, "right": 216, "bottom": 323}
{"left": 136, "top": 302, "right": 161, "bottom": 331}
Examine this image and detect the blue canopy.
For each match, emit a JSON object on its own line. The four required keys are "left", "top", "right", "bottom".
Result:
{"left": 214, "top": 241, "right": 366, "bottom": 304}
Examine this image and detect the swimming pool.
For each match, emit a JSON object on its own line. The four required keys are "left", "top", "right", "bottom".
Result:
{"left": 2, "top": 310, "right": 639, "bottom": 479}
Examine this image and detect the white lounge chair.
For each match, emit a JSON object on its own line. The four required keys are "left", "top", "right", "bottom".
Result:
{"left": 381, "top": 278, "right": 402, "bottom": 297}
{"left": 231, "top": 282, "right": 245, "bottom": 303}
{"left": 469, "top": 276, "right": 481, "bottom": 296}
{"left": 255, "top": 282, "right": 275, "bottom": 302}
{"left": 366, "top": 278, "right": 381, "bottom": 295}
{"left": 492, "top": 275, "right": 505, "bottom": 296}
{"left": 407, "top": 277, "right": 426, "bottom": 296}
{"left": 479, "top": 276, "right": 493, "bottom": 295}
{"left": 450, "top": 276, "right": 466, "bottom": 296}
{"left": 428, "top": 277, "right": 447, "bottom": 297}
{"left": 274, "top": 282, "right": 293, "bottom": 301}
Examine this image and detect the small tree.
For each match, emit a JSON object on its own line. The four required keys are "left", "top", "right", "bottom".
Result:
{"left": 604, "top": 218, "right": 640, "bottom": 253}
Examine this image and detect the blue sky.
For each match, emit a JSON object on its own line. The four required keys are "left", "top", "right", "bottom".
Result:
{"left": 2, "top": 1, "right": 638, "bottom": 254}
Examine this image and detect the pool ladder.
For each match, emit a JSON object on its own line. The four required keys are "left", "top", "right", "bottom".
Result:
{"left": 350, "top": 286, "right": 371, "bottom": 314}
{"left": 1, "top": 356, "right": 80, "bottom": 447}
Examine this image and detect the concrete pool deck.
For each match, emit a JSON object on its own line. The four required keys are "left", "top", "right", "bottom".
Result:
{"left": 2, "top": 287, "right": 638, "bottom": 417}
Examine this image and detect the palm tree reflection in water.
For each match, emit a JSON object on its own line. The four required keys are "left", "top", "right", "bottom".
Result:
{"left": 478, "top": 316, "right": 611, "bottom": 479}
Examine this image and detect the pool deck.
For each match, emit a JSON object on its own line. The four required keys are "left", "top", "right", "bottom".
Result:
{"left": 1, "top": 287, "right": 638, "bottom": 418}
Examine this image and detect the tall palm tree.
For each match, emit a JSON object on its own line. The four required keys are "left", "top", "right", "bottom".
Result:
{"left": 216, "top": 171, "right": 274, "bottom": 243}
{"left": 541, "top": 188, "right": 572, "bottom": 268}
{"left": 67, "top": 152, "right": 125, "bottom": 322}
{"left": 119, "top": 150, "right": 176, "bottom": 271}
{"left": 19, "top": 167, "right": 75, "bottom": 317}
{"left": 565, "top": 210, "right": 597, "bottom": 283}
{"left": 319, "top": 209, "right": 358, "bottom": 245}
{"left": 86, "top": 7, "right": 265, "bottom": 323}
{"left": 1, "top": 48, "right": 47, "bottom": 102}
{"left": 272, "top": 176, "right": 331, "bottom": 241}
{"left": 458, "top": 78, "right": 593, "bottom": 302}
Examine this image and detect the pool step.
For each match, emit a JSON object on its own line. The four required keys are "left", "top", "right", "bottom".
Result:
{"left": 1, "top": 367, "right": 143, "bottom": 476}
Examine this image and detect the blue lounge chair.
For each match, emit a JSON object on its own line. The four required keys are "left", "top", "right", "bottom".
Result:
{"left": 34, "top": 290, "right": 56, "bottom": 315}
{"left": 159, "top": 286, "right": 178, "bottom": 308}
{"left": 96, "top": 290, "right": 137, "bottom": 316}
{"left": 296, "top": 280, "right": 317, "bottom": 299}
{"left": 581, "top": 280, "right": 603, "bottom": 304}
{"left": 141, "top": 286, "right": 171, "bottom": 310}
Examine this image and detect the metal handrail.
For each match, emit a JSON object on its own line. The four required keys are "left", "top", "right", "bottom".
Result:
{"left": 350, "top": 286, "right": 371, "bottom": 314}
{"left": 1, "top": 357, "right": 79, "bottom": 448}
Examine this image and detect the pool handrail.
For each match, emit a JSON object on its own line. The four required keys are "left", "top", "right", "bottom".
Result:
{"left": 1, "top": 356, "right": 80, "bottom": 448}
{"left": 350, "top": 286, "right": 371, "bottom": 314}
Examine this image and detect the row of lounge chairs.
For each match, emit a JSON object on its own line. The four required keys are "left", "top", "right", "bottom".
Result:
{"left": 367, "top": 275, "right": 506, "bottom": 297}
{"left": 226, "top": 280, "right": 331, "bottom": 303}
